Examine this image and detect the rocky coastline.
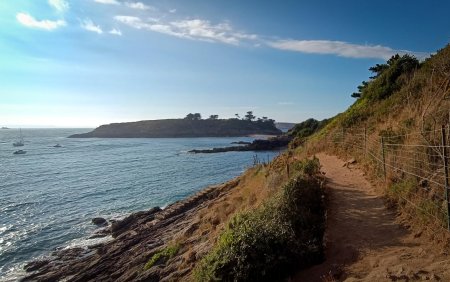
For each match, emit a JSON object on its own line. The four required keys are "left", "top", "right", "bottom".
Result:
{"left": 21, "top": 179, "right": 241, "bottom": 281}
{"left": 189, "top": 135, "right": 291, "bottom": 153}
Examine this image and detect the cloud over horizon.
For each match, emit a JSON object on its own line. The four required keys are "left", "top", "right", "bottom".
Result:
{"left": 268, "top": 39, "right": 428, "bottom": 60}
{"left": 15, "top": 2, "right": 428, "bottom": 61}
{"left": 48, "top": 0, "right": 69, "bottom": 13}
{"left": 125, "top": 2, "right": 153, "bottom": 10}
{"left": 109, "top": 28, "right": 122, "bottom": 35}
{"left": 16, "top": 12, "right": 66, "bottom": 30}
{"left": 93, "top": 0, "right": 120, "bottom": 5}
{"left": 81, "top": 19, "right": 103, "bottom": 34}
{"left": 114, "top": 16, "right": 258, "bottom": 45}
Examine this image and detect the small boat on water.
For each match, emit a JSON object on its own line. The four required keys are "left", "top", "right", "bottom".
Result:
{"left": 13, "top": 129, "right": 25, "bottom": 147}
{"left": 13, "top": 150, "right": 26, "bottom": 155}
{"left": 53, "top": 144, "right": 62, "bottom": 148}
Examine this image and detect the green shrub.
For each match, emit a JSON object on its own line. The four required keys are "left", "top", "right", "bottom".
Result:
{"left": 387, "top": 179, "right": 417, "bottom": 201}
{"left": 194, "top": 173, "right": 325, "bottom": 281}
{"left": 293, "top": 157, "right": 321, "bottom": 176}
{"left": 143, "top": 244, "right": 180, "bottom": 270}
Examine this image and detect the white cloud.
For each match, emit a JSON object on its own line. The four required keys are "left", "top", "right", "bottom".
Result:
{"left": 114, "top": 15, "right": 150, "bottom": 28}
{"left": 109, "top": 28, "right": 122, "bottom": 35}
{"left": 48, "top": 0, "right": 69, "bottom": 13}
{"left": 125, "top": 2, "right": 153, "bottom": 10}
{"left": 114, "top": 14, "right": 426, "bottom": 60}
{"left": 268, "top": 39, "right": 427, "bottom": 60}
{"left": 16, "top": 12, "right": 66, "bottom": 30}
{"left": 81, "top": 19, "right": 103, "bottom": 34}
{"left": 169, "top": 9, "right": 177, "bottom": 13}
{"left": 94, "top": 0, "right": 120, "bottom": 5}
{"left": 114, "top": 16, "right": 258, "bottom": 45}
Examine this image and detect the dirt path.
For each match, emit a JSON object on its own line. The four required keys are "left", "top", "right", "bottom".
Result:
{"left": 294, "top": 153, "right": 450, "bottom": 282}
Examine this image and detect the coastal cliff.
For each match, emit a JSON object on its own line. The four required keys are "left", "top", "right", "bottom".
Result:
{"left": 22, "top": 155, "right": 326, "bottom": 282}
{"left": 69, "top": 119, "right": 282, "bottom": 138}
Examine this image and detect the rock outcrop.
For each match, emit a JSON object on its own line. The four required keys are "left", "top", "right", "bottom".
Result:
{"left": 189, "top": 136, "right": 291, "bottom": 153}
{"left": 22, "top": 179, "right": 240, "bottom": 282}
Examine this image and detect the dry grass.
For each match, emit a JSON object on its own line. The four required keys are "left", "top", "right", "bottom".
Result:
{"left": 293, "top": 45, "right": 450, "bottom": 245}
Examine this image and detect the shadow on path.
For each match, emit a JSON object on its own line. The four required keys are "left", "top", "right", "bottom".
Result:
{"left": 294, "top": 154, "right": 412, "bottom": 281}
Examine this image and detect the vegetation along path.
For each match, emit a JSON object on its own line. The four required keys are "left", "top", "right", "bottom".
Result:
{"left": 294, "top": 153, "right": 450, "bottom": 282}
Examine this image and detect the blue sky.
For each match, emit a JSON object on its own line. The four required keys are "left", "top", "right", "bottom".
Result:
{"left": 1, "top": 0, "right": 449, "bottom": 127}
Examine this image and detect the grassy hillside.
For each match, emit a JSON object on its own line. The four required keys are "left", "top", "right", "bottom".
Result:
{"left": 69, "top": 118, "right": 282, "bottom": 138}
{"left": 298, "top": 44, "right": 450, "bottom": 232}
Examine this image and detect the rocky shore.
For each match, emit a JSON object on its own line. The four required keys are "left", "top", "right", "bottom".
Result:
{"left": 22, "top": 179, "right": 241, "bottom": 282}
{"left": 189, "top": 135, "right": 291, "bottom": 153}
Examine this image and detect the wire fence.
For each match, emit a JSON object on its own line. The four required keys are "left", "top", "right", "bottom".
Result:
{"left": 327, "top": 125, "right": 450, "bottom": 231}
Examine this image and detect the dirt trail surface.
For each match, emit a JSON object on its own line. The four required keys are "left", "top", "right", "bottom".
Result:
{"left": 295, "top": 153, "right": 450, "bottom": 282}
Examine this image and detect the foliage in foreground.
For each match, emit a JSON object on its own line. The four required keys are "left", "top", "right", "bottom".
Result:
{"left": 143, "top": 244, "right": 180, "bottom": 270}
{"left": 194, "top": 158, "right": 325, "bottom": 281}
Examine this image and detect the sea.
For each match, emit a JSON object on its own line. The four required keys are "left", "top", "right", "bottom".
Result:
{"left": 0, "top": 128, "right": 280, "bottom": 280}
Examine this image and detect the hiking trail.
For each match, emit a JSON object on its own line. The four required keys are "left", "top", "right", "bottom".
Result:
{"left": 294, "top": 153, "right": 450, "bottom": 282}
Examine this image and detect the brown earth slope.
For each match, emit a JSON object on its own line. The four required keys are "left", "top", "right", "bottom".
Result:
{"left": 294, "top": 153, "right": 450, "bottom": 282}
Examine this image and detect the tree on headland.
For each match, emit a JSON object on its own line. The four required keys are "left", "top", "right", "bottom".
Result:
{"left": 184, "top": 113, "right": 202, "bottom": 120}
{"left": 184, "top": 113, "right": 195, "bottom": 120}
{"left": 245, "top": 111, "right": 256, "bottom": 121}
{"left": 351, "top": 81, "right": 369, "bottom": 98}
{"left": 351, "top": 54, "right": 419, "bottom": 99}
{"left": 183, "top": 112, "right": 275, "bottom": 124}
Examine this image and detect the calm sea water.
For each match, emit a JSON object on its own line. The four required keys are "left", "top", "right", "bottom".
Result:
{"left": 0, "top": 128, "right": 279, "bottom": 280}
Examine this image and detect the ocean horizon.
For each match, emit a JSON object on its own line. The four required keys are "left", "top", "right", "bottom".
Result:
{"left": 0, "top": 128, "right": 280, "bottom": 280}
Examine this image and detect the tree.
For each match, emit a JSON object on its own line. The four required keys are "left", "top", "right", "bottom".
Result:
{"left": 244, "top": 111, "right": 256, "bottom": 121}
{"left": 208, "top": 115, "right": 219, "bottom": 120}
{"left": 351, "top": 81, "right": 369, "bottom": 99}
{"left": 369, "top": 64, "right": 389, "bottom": 79}
{"left": 235, "top": 113, "right": 241, "bottom": 119}
{"left": 184, "top": 113, "right": 195, "bottom": 120}
{"left": 193, "top": 113, "right": 202, "bottom": 120}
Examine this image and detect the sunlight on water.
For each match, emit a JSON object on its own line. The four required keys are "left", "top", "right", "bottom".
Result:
{"left": 0, "top": 128, "right": 279, "bottom": 279}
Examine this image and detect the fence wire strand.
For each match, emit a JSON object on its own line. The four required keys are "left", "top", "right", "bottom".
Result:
{"left": 332, "top": 126, "right": 450, "bottom": 230}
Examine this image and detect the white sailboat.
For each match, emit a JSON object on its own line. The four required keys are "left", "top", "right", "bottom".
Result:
{"left": 13, "top": 129, "right": 25, "bottom": 147}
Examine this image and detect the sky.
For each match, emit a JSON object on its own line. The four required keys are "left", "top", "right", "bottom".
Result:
{"left": 0, "top": 0, "right": 449, "bottom": 127}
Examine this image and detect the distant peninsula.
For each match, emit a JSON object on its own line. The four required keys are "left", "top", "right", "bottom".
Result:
{"left": 69, "top": 112, "right": 282, "bottom": 138}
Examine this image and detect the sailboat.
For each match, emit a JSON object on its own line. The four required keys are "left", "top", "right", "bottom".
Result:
{"left": 13, "top": 149, "right": 26, "bottom": 155}
{"left": 13, "top": 129, "right": 25, "bottom": 147}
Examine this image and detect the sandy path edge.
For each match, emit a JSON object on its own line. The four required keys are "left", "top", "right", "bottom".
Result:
{"left": 293, "top": 153, "right": 450, "bottom": 282}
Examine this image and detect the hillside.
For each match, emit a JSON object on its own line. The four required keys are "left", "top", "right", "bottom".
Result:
{"left": 287, "top": 43, "right": 450, "bottom": 280}
{"left": 69, "top": 118, "right": 282, "bottom": 138}
{"left": 302, "top": 44, "right": 450, "bottom": 229}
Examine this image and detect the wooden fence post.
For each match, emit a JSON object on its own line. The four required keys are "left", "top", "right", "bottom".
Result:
{"left": 364, "top": 126, "right": 367, "bottom": 157}
{"left": 381, "top": 136, "right": 386, "bottom": 181}
{"left": 441, "top": 125, "right": 450, "bottom": 230}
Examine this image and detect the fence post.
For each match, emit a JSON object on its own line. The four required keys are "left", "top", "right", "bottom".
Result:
{"left": 381, "top": 136, "right": 386, "bottom": 181}
{"left": 364, "top": 126, "right": 367, "bottom": 157}
{"left": 441, "top": 125, "right": 450, "bottom": 230}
